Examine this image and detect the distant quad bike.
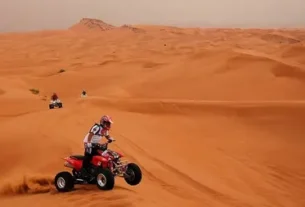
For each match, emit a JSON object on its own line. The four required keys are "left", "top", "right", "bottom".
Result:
{"left": 49, "top": 99, "right": 63, "bottom": 109}
{"left": 54, "top": 140, "right": 142, "bottom": 192}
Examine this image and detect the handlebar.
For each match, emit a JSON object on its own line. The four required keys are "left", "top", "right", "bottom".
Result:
{"left": 92, "top": 139, "right": 115, "bottom": 150}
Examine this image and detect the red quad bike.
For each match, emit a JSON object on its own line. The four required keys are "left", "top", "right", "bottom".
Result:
{"left": 54, "top": 140, "right": 142, "bottom": 192}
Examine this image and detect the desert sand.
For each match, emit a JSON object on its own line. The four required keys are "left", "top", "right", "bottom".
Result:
{"left": 0, "top": 18, "right": 305, "bottom": 207}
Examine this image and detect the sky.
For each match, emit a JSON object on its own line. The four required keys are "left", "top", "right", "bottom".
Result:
{"left": 0, "top": 0, "right": 305, "bottom": 32}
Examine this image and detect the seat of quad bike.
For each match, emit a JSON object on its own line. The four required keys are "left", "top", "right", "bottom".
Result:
{"left": 70, "top": 155, "right": 85, "bottom": 160}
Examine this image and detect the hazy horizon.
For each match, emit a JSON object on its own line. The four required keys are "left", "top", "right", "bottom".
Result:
{"left": 1, "top": 0, "right": 305, "bottom": 32}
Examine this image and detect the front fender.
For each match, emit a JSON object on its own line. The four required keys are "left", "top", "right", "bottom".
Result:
{"left": 116, "top": 151, "right": 124, "bottom": 158}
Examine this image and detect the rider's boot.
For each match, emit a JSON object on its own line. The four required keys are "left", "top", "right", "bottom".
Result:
{"left": 80, "top": 167, "right": 94, "bottom": 182}
{"left": 80, "top": 168, "right": 90, "bottom": 178}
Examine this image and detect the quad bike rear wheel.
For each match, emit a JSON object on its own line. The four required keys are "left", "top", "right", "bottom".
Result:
{"left": 124, "top": 163, "right": 142, "bottom": 186}
{"left": 49, "top": 104, "right": 54, "bottom": 109}
{"left": 54, "top": 171, "right": 74, "bottom": 192}
{"left": 96, "top": 168, "right": 115, "bottom": 190}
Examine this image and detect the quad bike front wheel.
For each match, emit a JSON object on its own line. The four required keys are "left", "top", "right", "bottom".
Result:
{"left": 96, "top": 168, "right": 115, "bottom": 190}
{"left": 54, "top": 171, "right": 74, "bottom": 192}
{"left": 124, "top": 163, "right": 142, "bottom": 186}
{"left": 57, "top": 102, "right": 63, "bottom": 108}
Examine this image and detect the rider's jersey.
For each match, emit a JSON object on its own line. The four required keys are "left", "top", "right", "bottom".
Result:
{"left": 51, "top": 94, "right": 58, "bottom": 100}
{"left": 83, "top": 123, "right": 109, "bottom": 144}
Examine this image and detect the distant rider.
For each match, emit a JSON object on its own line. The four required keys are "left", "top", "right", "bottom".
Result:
{"left": 81, "top": 90, "right": 87, "bottom": 97}
{"left": 51, "top": 92, "right": 59, "bottom": 101}
{"left": 80, "top": 115, "right": 115, "bottom": 178}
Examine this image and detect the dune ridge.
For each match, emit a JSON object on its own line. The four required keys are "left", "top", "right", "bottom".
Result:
{"left": 69, "top": 18, "right": 116, "bottom": 31}
{"left": 0, "top": 18, "right": 305, "bottom": 207}
{"left": 69, "top": 18, "right": 144, "bottom": 34}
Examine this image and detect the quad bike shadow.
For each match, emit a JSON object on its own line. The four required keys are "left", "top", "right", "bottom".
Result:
{"left": 54, "top": 140, "right": 142, "bottom": 192}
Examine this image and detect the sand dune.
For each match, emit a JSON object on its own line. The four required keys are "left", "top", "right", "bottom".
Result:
{"left": 0, "top": 19, "right": 305, "bottom": 207}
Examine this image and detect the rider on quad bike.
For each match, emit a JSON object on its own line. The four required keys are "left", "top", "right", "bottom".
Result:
{"left": 80, "top": 115, "right": 115, "bottom": 179}
{"left": 51, "top": 92, "right": 59, "bottom": 101}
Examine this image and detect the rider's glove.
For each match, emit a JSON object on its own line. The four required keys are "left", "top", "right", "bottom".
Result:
{"left": 108, "top": 137, "right": 115, "bottom": 143}
{"left": 85, "top": 142, "right": 92, "bottom": 154}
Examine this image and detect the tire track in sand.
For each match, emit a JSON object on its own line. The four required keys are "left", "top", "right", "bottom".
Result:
{"left": 113, "top": 135, "right": 199, "bottom": 200}
{"left": 117, "top": 133, "right": 246, "bottom": 206}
